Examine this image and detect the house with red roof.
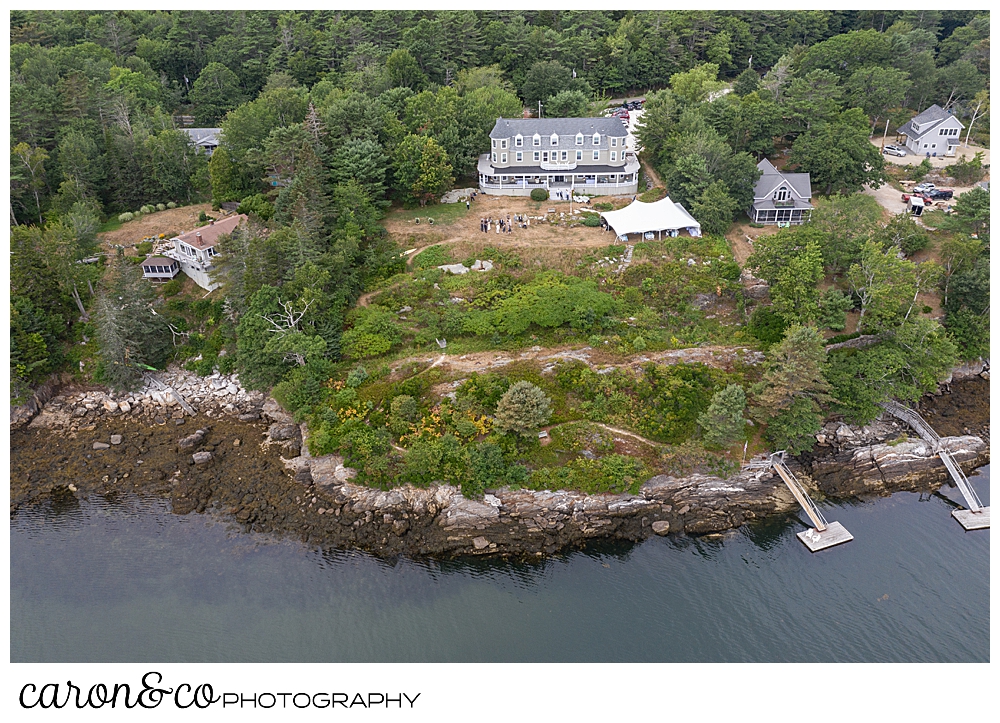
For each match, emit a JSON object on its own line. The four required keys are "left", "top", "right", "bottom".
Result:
{"left": 154, "top": 214, "right": 246, "bottom": 291}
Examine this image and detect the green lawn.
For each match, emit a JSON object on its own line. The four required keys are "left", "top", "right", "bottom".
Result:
{"left": 386, "top": 201, "right": 470, "bottom": 226}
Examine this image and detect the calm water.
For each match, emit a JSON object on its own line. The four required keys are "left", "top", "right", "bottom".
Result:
{"left": 11, "top": 467, "right": 989, "bottom": 663}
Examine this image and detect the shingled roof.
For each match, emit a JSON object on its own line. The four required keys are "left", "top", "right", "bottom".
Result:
{"left": 489, "top": 117, "right": 627, "bottom": 139}
{"left": 896, "top": 104, "right": 964, "bottom": 140}
{"left": 174, "top": 214, "right": 247, "bottom": 250}
{"left": 752, "top": 159, "right": 812, "bottom": 202}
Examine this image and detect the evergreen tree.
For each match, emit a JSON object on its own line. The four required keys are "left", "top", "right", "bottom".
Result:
{"left": 95, "top": 262, "right": 171, "bottom": 391}
{"left": 698, "top": 384, "right": 747, "bottom": 447}
{"left": 494, "top": 381, "right": 552, "bottom": 437}
{"left": 752, "top": 325, "right": 833, "bottom": 454}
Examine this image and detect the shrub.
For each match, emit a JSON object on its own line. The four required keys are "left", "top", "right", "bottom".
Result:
{"left": 140, "top": 204, "right": 154, "bottom": 214}
{"left": 388, "top": 394, "right": 419, "bottom": 436}
{"left": 747, "top": 306, "right": 788, "bottom": 346}
{"left": 118, "top": 212, "right": 134, "bottom": 223}
{"left": 156, "top": 203, "right": 166, "bottom": 212}
{"left": 198, "top": 211, "right": 212, "bottom": 223}
{"left": 136, "top": 241, "right": 153, "bottom": 255}
{"left": 582, "top": 213, "right": 602, "bottom": 227}
{"left": 412, "top": 244, "right": 453, "bottom": 269}
{"left": 639, "top": 186, "right": 666, "bottom": 203}
{"left": 161, "top": 278, "right": 183, "bottom": 297}
{"left": 593, "top": 202, "right": 614, "bottom": 211}
{"left": 341, "top": 306, "right": 402, "bottom": 359}
{"left": 494, "top": 381, "right": 552, "bottom": 436}
{"left": 947, "top": 152, "right": 987, "bottom": 185}
{"left": 237, "top": 193, "right": 275, "bottom": 220}
{"left": 530, "top": 188, "right": 549, "bottom": 201}
{"left": 346, "top": 364, "right": 369, "bottom": 388}
{"left": 166, "top": 202, "right": 177, "bottom": 209}
{"left": 907, "top": 157, "right": 933, "bottom": 181}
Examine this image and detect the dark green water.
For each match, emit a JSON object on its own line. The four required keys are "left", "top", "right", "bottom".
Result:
{"left": 11, "top": 467, "right": 989, "bottom": 663}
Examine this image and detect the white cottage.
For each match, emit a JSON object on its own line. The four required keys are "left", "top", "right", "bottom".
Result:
{"left": 896, "top": 105, "right": 965, "bottom": 157}
{"left": 157, "top": 214, "right": 246, "bottom": 291}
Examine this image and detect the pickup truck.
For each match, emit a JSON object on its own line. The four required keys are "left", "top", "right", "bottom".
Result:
{"left": 901, "top": 189, "right": 953, "bottom": 204}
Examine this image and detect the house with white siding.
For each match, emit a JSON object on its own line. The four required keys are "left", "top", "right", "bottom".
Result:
{"left": 896, "top": 105, "right": 964, "bottom": 157}
{"left": 153, "top": 214, "right": 246, "bottom": 291}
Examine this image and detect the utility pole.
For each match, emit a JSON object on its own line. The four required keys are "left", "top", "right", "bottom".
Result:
{"left": 538, "top": 100, "right": 542, "bottom": 119}
{"left": 881, "top": 116, "right": 890, "bottom": 150}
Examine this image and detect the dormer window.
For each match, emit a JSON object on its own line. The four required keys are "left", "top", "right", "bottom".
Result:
{"left": 515, "top": 134, "right": 523, "bottom": 147}
{"left": 911, "top": 121, "right": 921, "bottom": 133}
{"left": 576, "top": 133, "right": 584, "bottom": 145}
{"left": 550, "top": 133, "right": 559, "bottom": 146}
{"left": 593, "top": 133, "right": 601, "bottom": 146}
{"left": 533, "top": 134, "right": 541, "bottom": 146}
{"left": 774, "top": 186, "right": 789, "bottom": 202}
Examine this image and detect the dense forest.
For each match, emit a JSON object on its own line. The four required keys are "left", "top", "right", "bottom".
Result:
{"left": 9, "top": 10, "right": 991, "bottom": 491}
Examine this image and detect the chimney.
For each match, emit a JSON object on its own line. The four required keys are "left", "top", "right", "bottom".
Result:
{"left": 196, "top": 232, "right": 202, "bottom": 243}
{"left": 209, "top": 220, "right": 214, "bottom": 225}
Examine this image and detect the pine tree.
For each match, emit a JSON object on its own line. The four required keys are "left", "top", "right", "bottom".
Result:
{"left": 752, "top": 325, "right": 834, "bottom": 454}
{"left": 95, "top": 262, "right": 171, "bottom": 390}
{"left": 698, "top": 384, "right": 747, "bottom": 447}
{"left": 494, "top": 381, "right": 552, "bottom": 437}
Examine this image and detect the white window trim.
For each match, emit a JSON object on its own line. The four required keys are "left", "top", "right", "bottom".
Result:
{"left": 516, "top": 151, "right": 522, "bottom": 162}
{"left": 533, "top": 151, "right": 540, "bottom": 161}
{"left": 593, "top": 150, "right": 600, "bottom": 160}
{"left": 492, "top": 139, "right": 497, "bottom": 148}
{"left": 492, "top": 152, "right": 497, "bottom": 162}
{"left": 576, "top": 133, "right": 584, "bottom": 145}
{"left": 515, "top": 135, "right": 523, "bottom": 147}
{"left": 533, "top": 134, "right": 541, "bottom": 146}
{"left": 611, "top": 137, "right": 617, "bottom": 147}
{"left": 550, "top": 133, "right": 559, "bottom": 146}
{"left": 593, "top": 133, "right": 600, "bottom": 146}
{"left": 501, "top": 139, "right": 507, "bottom": 149}
{"left": 501, "top": 152, "right": 507, "bottom": 163}
{"left": 561, "top": 150, "right": 567, "bottom": 161}
{"left": 610, "top": 151, "right": 616, "bottom": 162}
{"left": 576, "top": 150, "right": 582, "bottom": 160}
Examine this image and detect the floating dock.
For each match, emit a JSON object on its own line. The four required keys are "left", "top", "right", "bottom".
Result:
{"left": 770, "top": 453, "right": 853, "bottom": 552}
{"left": 797, "top": 521, "right": 855, "bottom": 552}
{"left": 881, "top": 401, "right": 989, "bottom": 530}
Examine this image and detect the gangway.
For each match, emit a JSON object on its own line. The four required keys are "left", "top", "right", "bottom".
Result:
{"left": 880, "top": 401, "right": 989, "bottom": 530}
{"left": 769, "top": 452, "right": 854, "bottom": 552}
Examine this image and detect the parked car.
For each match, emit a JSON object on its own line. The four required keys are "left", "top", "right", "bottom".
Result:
{"left": 901, "top": 192, "right": 932, "bottom": 203}
{"left": 913, "top": 182, "right": 936, "bottom": 193}
{"left": 883, "top": 144, "right": 907, "bottom": 157}
{"left": 927, "top": 189, "right": 954, "bottom": 200}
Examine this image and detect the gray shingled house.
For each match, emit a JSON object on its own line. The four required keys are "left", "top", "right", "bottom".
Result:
{"left": 478, "top": 117, "right": 639, "bottom": 196}
{"left": 182, "top": 128, "right": 222, "bottom": 156}
{"left": 747, "top": 159, "right": 813, "bottom": 225}
{"left": 896, "top": 105, "right": 964, "bottom": 157}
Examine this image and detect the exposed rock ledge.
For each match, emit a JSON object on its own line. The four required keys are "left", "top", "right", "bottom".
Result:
{"left": 276, "top": 433, "right": 987, "bottom": 557}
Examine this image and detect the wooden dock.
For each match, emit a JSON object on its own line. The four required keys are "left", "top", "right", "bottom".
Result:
{"left": 881, "top": 401, "right": 989, "bottom": 530}
{"left": 797, "top": 521, "right": 854, "bottom": 552}
{"left": 953, "top": 508, "right": 991, "bottom": 531}
{"left": 769, "top": 453, "right": 853, "bottom": 552}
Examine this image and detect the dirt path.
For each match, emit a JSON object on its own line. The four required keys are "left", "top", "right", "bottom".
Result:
{"left": 392, "top": 343, "right": 762, "bottom": 379}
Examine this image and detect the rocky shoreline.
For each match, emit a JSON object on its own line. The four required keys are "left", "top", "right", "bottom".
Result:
{"left": 10, "top": 369, "right": 990, "bottom": 558}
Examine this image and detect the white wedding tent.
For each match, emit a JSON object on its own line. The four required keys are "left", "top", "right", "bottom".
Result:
{"left": 598, "top": 196, "right": 701, "bottom": 240}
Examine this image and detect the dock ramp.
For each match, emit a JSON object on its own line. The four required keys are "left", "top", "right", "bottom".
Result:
{"left": 880, "top": 401, "right": 989, "bottom": 530}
